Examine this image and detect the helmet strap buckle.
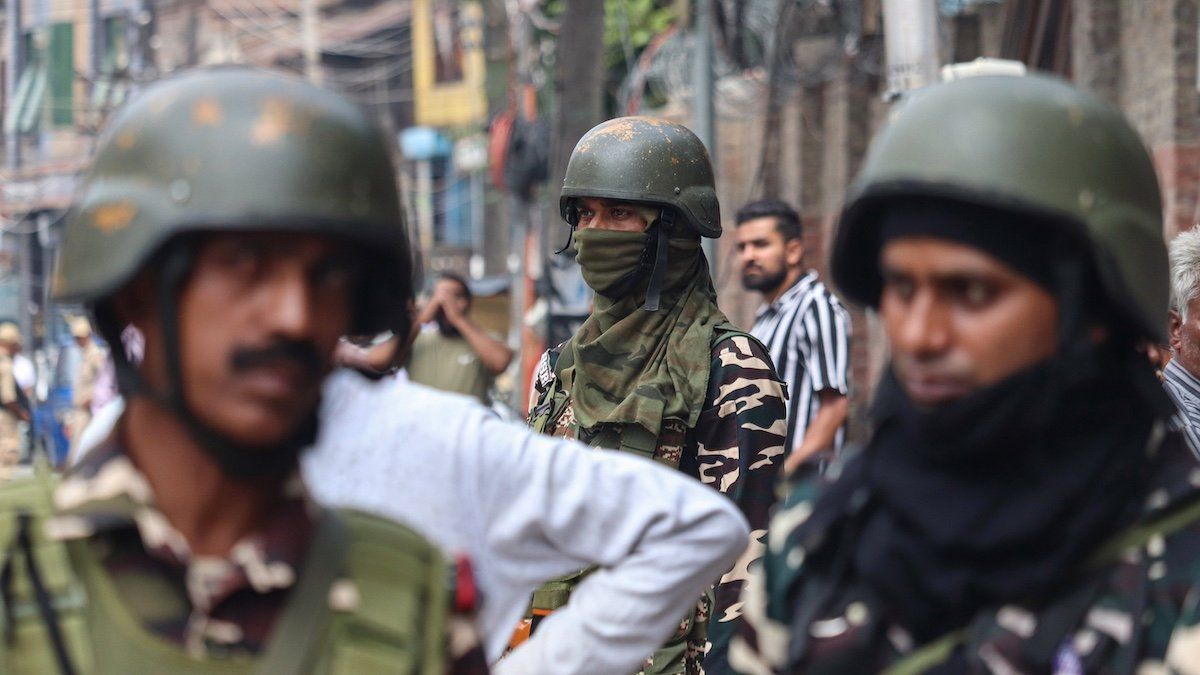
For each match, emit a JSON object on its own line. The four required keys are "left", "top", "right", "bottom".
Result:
{"left": 643, "top": 209, "right": 675, "bottom": 312}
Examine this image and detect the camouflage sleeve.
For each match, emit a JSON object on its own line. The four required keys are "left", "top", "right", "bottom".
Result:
{"left": 694, "top": 335, "right": 788, "bottom": 665}
{"left": 527, "top": 350, "right": 552, "bottom": 420}
{"left": 729, "top": 475, "right": 825, "bottom": 675}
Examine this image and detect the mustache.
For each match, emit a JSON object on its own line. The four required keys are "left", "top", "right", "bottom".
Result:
{"left": 230, "top": 340, "right": 323, "bottom": 379}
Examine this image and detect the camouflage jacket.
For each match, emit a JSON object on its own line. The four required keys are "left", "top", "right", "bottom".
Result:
{"left": 45, "top": 432, "right": 489, "bottom": 672}
{"left": 530, "top": 332, "right": 788, "bottom": 670}
{"left": 731, "top": 426, "right": 1200, "bottom": 674}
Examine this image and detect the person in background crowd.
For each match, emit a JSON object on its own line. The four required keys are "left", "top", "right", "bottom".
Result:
{"left": 407, "top": 272, "right": 513, "bottom": 405}
{"left": 9, "top": 327, "right": 34, "bottom": 403}
{"left": 0, "top": 323, "right": 28, "bottom": 479}
{"left": 527, "top": 116, "right": 788, "bottom": 674}
{"left": 1167, "top": 228, "right": 1200, "bottom": 458}
{"left": 67, "top": 316, "right": 107, "bottom": 453}
{"left": 736, "top": 198, "right": 851, "bottom": 477}
{"left": 732, "top": 73, "right": 1200, "bottom": 674}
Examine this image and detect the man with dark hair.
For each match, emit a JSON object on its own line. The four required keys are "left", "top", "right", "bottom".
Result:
{"left": 407, "top": 271, "right": 513, "bottom": 404}
{"left": 736, "top": 198, "right": 851, "bottom": 477}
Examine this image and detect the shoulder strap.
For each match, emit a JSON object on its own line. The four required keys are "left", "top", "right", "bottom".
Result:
{"left": 882, "top": 493, "right": 1200, "bottom": 675}
{"left": 0, "top": 471, "right": 92, "bottom": 675}
{"left": 256, "top": 508, "right": 346, "bottom": 675}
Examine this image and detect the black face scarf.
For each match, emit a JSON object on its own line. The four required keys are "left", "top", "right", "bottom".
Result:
{"left": 841, "top": 346, "right": 1170, "bottom": 642}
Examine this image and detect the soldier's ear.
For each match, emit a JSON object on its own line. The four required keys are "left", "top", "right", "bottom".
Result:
{"left": 109, "top": 272, "right": 157, "bottom": 330}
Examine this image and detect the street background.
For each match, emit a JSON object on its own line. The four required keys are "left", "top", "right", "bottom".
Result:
{"left": 0, "top": 0, "right": 1193, "bottom": 443}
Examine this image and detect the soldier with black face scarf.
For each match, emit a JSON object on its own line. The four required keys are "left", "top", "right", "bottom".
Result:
{"left": 524, "top": 117, "right": 789, "bottom": 674}
{"left": 731, "top": 74, "right": 1200, "bottom": 674}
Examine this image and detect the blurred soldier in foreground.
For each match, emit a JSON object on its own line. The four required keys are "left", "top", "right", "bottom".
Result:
{"left": 1, "top": 68, "right": 488, "bottom": 672}
{"left": 408, "top": 272, "right": 512, "bottom": 404}
{"left": 0, "top": 322, "right": 28, "bottom": 479}
{"left": 67, "top": 316, "right": 106, "bottom": 453}
{"left": 736, "top": 199, "right": 851, "bottom": 477}
{"left": 732, "top": 74, "right": 1200, "bottom": 672}
{"left": 527, "top": 117, "right": 788, "bottom": 674}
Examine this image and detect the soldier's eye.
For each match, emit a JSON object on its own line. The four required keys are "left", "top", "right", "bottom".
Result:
{"left": 950, "top": 279, "right": 997, "bottom": 308}
{"left": 882, "top": 273, "right": 915, "bottom": 302}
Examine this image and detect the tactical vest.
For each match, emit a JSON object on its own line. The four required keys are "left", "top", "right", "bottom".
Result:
{"left": 520, "top": 324, "right": 765, "bottom": 673}
{"left": 0, "top": 469, "right": 452, "bottom": 674}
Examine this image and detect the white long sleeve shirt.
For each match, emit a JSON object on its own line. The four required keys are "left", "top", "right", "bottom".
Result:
{"left": 78, "top": 371, "right": 750, "bottom": 674}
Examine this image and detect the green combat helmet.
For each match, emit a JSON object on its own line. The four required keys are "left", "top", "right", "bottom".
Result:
{"left": 558, "top": 116, "right": 719, "bottom": 310}
{"left": 560, "top": 116, "right": 720, "bottom": 237}
{"left": 831, "top": 73, "right": 1167, "bottom": 342}
{"left": 56, "top": 66, "right": 413, "bottom": 338}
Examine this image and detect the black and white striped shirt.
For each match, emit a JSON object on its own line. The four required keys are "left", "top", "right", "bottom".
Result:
{"left": 1162, "top": 359, "right": 1200, "bottom": 460}
{"left": 750, "top": 271, "right": 852, "bottom": 458}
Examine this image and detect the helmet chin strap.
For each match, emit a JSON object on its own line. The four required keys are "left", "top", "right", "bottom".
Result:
{"left": 642, "top": 209, "right": 674, "bottom": 312}
{"left": 95, "top": 242, "right": 316, "bottom": 480}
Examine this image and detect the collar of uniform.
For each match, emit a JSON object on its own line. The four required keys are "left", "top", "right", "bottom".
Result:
{"left": 1164, "top": 359, "right": 1200, "bottom": 402}
{"left": 47, "top": 418, "right": 315, "bottom": 606}
{"left": 755, "top": 270, "right": 819, "bottom": 322}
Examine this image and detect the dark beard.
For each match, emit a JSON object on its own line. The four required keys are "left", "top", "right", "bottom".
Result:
{"left": 741, "top": 266, "right": 787, "bottom": 293}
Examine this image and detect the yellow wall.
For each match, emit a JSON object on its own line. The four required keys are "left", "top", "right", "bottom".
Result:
{"left": 412, "top": 0, "right": 487, "bottom": 128}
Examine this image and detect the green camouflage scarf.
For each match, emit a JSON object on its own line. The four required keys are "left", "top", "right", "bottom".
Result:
{"left": 557, "top": 228, "right": 729, "bottom": 438}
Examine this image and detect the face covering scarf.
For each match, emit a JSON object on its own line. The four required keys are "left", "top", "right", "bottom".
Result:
{"left": 556, "top": 227, "right": 730, "bottom": 439}
{"left": 799, "top": 348, "right": 1170, "bottom": 645}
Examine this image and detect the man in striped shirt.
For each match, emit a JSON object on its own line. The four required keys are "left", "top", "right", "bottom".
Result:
{"left": 1166, "top": 228, "right": 1200, "bottom": 458}
{"left": 736, "top": 199, "right": 851, "bottom": 476}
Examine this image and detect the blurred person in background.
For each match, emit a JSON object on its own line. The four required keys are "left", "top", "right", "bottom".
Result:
{"left": 407, "top": 272, "right": 512, "bottom": 405}
{"left": 67, "top": 315, "right": 106, "bottom": 454}
{"left": 1167, "top": 228, "right": 1200, "bottom": 458}
{"left": 736, "top": 198, "right": 851, "bottom": 478}
{"left": 0, "top": 323, "right": 29, "bottom": 478}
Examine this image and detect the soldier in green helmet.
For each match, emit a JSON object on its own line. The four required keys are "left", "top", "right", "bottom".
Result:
{"left": 731, "top": 73, "right": 1200, "bottom": 673}
{"left": 525, "top": 116, "right": 788, "bottom": 674}
{"left": 0, "top": 67, "right": 488, "bottom": 673}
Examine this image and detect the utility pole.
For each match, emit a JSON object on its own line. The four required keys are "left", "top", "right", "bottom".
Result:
{"left": 881, "top": 0, "right": 940, "bottom": 99}
{"left": 90, "top": 0, "right": 103, "bottom": 80}
{"left": 301, "top": 0, "right": 323, "bottom": 85}
{"left": 6, "top": 0, "right": 25, "bottom": 349}
{"left": 692, "top": 0, "right": 716, "bottom": 271}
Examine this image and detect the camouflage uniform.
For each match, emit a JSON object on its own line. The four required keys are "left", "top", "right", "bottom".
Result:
{"left": 40, "top": 432, "right": 488, "bottom": 671}
{"left": 527, "top": 117, "right": 789, "bottom": 674}
{"left": 733, "top": 430, "right": 1200, "bottom": 673}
